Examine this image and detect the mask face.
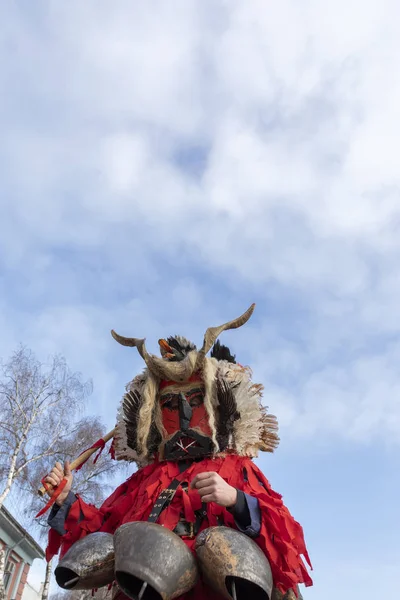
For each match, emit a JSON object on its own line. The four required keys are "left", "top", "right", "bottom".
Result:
{"left": 159, "top": 382, "right": 214, "bottom": 460}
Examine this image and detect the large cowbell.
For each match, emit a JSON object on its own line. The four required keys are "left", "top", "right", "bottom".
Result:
{"left": 114, "top": 521, "right": 199, "bottom": 600}
{"left": 195, "top": 526, "right": 273, "bottom": 600}
{"left": 55, "top": 532, "right": 115, "bottom": 590}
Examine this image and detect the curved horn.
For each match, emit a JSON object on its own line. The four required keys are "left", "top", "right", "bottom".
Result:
{"left": 111, "top": 331, "right": 148, "bottom": 360}
{"left": 197, "top": 304, "right": 255, "bottom": 365}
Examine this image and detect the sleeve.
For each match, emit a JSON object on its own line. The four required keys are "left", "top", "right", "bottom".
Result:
{"left": 227, "top": 490, "right": 261, "bottom": 538}
{"left": 46, "top": 492, "right": 105, "bottom": 562}
{"left": 47, "top": 492, "right": 78, "bottom": 535}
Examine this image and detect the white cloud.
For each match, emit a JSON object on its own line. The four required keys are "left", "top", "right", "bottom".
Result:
{"left": 1, "top": 0, "right": 400, "bottom": 455}
{"left": 2, "top": 5, "right": 400, "bottom": 597}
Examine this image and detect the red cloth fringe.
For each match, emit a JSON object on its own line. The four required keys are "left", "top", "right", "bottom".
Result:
{"left": 47, "top": 455, "right": 312, "bottom": 597}
{"left": 75, "top": 438, "right": 106, "bottom": 471}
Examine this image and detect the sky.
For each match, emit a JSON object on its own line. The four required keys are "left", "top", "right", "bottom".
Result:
{"left": 1, "top": 1, "right": 399, "bottom": 598}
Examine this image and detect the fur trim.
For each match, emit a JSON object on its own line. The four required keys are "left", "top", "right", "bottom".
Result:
{"left": 136, "top": 370, "right": 160, "bottom": 459}
{"left": 201, "top": 357, "right": 219, "bottom": 452}
{"left": 216, "top": 362, "right": 280, "bottom": 457}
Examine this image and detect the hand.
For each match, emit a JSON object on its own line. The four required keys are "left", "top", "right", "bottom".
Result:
{"left": 191, "top": 472, "right": 237, "bottom": 508}
{"left": 44, "top": 461, "right": 73, "bottom": 506}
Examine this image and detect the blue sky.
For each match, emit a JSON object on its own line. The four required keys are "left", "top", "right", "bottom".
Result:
{"left": 1, "top": 1, "right": 400, "bottom": 598}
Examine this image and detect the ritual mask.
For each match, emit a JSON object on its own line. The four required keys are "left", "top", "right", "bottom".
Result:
{"left": 159, "top": 376, "right": 214, "bottom": 461}
{"left": 112, "top": 303, "right": 280, "bottom": 467}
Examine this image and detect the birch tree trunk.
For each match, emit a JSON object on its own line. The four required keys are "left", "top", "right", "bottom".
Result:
{"left": 41, "top": 558, "right": 53, "bottom": 600}
{"left": 0, "top": 440, "right": 25, "bottom": 512}
{"left": 0, "top": 545, "right": 6, "bottom": 600}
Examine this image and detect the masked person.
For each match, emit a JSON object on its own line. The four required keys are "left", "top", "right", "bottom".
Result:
{"left": 45, "top": 305, "right": 312, "bottom": 600}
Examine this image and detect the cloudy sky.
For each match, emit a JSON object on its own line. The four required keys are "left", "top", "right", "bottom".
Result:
{"left": 1, "top": 1, "right": 399, "bottom": 598}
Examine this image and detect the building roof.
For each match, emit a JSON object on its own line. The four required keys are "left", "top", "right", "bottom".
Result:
{"left": 0, "top": 506, "right": 45, "bottom": 561}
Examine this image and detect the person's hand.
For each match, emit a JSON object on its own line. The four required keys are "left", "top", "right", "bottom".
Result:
{"left": 191, "top": 472, "right": 237, "bottom": 507}
{"left": 44, "top": 461, "right": 73, "bottom": 506}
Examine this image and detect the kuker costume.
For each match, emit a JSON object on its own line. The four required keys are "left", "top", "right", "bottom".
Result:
{"left": 46, "top": 305, "right": 312, "bottom": 600}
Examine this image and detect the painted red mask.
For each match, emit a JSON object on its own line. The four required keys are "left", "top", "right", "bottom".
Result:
{"left": 159, "top": 381, "right": 213, "bottom": 460}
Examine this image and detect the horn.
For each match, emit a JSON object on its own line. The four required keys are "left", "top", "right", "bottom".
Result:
{"left": 54, "top": 532, "right": 114, "bottom": 590}
{"left": 111, "top": 303, "right": 255, "bottom": 382}
{"left": 195, "top": 526, "right": 273, "bottom": 600}
{"left": 196, "top": 304, "right": 255, "bottom": 368}
{"left": 111, "top": 331, "right": 148, "bottom": 359}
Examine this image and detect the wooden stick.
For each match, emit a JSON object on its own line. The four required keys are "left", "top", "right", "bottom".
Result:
{"left": 37, "top": 428, "right": 116, "bottom": 497}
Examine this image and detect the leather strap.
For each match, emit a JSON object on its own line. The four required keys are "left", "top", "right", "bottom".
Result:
{"left": 147, "top": 478, "right": 181, "bottom": 523}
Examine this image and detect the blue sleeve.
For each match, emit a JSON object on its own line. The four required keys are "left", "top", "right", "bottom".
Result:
{"left": 227, "top": 490, "right": 261, "bottom": 538}
{"left": 47, "top": 492, "right": 77, "bottom": 536}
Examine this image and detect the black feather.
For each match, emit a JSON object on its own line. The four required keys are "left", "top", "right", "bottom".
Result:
{"left": 215, "top": 377, "right": 240, "bottom": 450}
{"left": 122, "top": 389, "right": 141, "bottom": 452}
{"left": 123, "top": 388, "right": 162, "bottom": 455}
{"left": 166, "top": 336, "right": 196, "bottom": 361}
{"left": 147, "top": 413, "right": 162, "bottom": 455}
{"left": 211, "top": 340, "right": 236, "bottom": 363}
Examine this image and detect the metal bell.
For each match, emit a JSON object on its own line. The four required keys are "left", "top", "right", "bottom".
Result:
{"left": 55, "top": 532, "right": 115, "bottom": 590}
{"left": 195, "top": 526, "right": 273, "bottom": 600}
{"left": 114, "top": 521, "right": 199, "bottom": 600}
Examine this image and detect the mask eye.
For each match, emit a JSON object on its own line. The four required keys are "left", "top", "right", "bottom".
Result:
{"left": 186, "top": 389, "right": 204, "bottom": 407}
{"left": 161, "top": 394, "right": 180, "bottom": 410}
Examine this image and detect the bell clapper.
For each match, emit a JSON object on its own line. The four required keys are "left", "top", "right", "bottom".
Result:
{"left": 138, "top": 581, "right": 148, "bottom": 600}
{"left": 231, "top": 579, "right": 237, "bottom": 600}
{"left": 64, "top": 577, "right": 80, "bottom": 588}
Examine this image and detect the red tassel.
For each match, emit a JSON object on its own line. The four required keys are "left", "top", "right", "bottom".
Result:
{"left": 35, "top": 477, "right": 68, "bottom": 518}
{"left": 181, "top": 488, "right": 196, "bottom": 523}
{"left": 75, "top": 438, "right": 106, "bottom": 471}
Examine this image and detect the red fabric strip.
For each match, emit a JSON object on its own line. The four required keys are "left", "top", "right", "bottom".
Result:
{"left": 75, "top": 438, "right": 106, "bottom": 471}
{"left": 35, "top": 477, "right": 68, "bottom": 518}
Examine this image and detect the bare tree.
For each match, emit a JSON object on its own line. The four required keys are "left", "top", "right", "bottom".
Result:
{"left": 0, "top": 347, "right": 92, "bottom": 600}
{"left": 0, "top": 347, "right": 92, "bottom": 507}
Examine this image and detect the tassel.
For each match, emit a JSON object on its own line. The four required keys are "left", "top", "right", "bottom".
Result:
{"left": 75, "top": 438, "right": 106, "bottom": 471}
